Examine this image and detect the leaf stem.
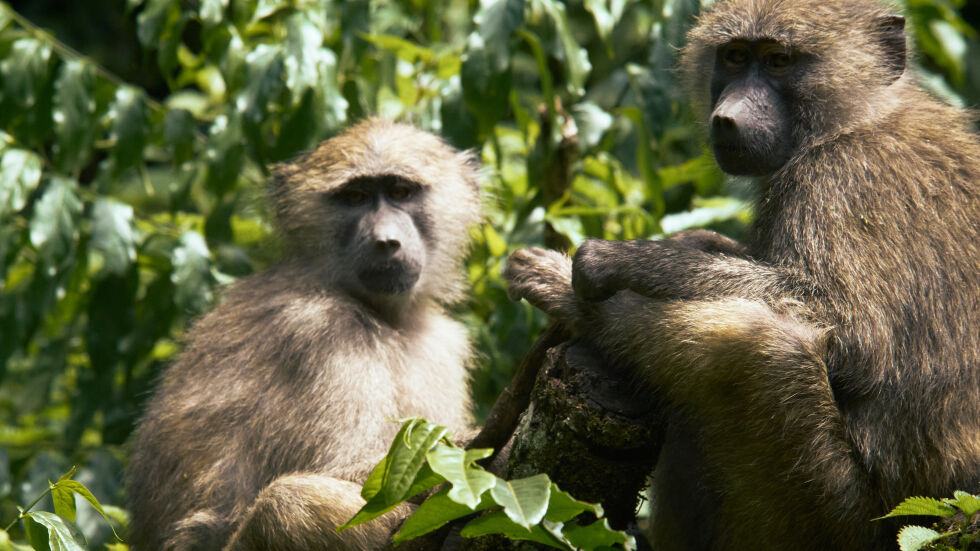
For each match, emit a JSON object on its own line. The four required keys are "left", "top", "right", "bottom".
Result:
{"left": 3, "top": 486, "right": 53, "bottom": 532}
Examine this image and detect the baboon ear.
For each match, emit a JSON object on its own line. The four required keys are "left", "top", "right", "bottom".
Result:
{"left": 875, "top": 14, "right": 906, "bottom": 82}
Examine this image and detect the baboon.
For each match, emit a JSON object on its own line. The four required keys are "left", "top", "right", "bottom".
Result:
{"left": 127, "top": 119, "right": 482, "bottom": 551}
{"left": 506, "top": 1, "right": 980, "bottom": 549}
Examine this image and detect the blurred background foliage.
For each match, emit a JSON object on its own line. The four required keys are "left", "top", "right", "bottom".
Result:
{"left": 0, "top": 0, "right": 976, "bottom": 546}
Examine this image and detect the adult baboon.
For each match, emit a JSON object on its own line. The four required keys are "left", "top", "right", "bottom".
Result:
{"left": 127, "top": 119, "right": 482, "bottom": 551}
{"left": 506, "top": 1, "right": 980, "bottom": 549}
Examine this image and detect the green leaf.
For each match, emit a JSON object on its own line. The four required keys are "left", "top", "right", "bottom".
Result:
{"left": 878, "top": 496, "right": 958, "bottom": 520}
{"left": 199, "top": 0, "right": 228, "bottom": 27}
{"left": 340, "top": 418, "right": 448, "bottom": 531}
{"left": 562, "top": 518, "right": 631, "bottom": 549}
{"left": 394, "top": 486, "right": 495, "bottom": 543}
{"left": 107, "top": 87, "right": 149, "bottom": 175}
{"left": 544, "top": 484, "right": 601, "bottom": 523}
{"left": 23, "top": 511, "right": 86, "bottom": 551}
{"left": 490, "top": 474, "right": 551, "bottom": 530}
{"left": 137, "top": 0, "right": 178, "bottom": 47}
{"left": 90, "top": 199, "right": 138, "bottom": 276}
{"left": 0, "top": 39, "right": 53, "bottom": 109}
{"left": 52, "top": 60, "right": 98, "bottom": 175}
{"left": 460, "top": 510, "right": 569, "bottom": 549}
{"left": 426, "top": 444, "right": 495, "bottom": 509}
{"left": 473, "top": 0, "right": 524, "bottom": 72}
{"left": 538, "top": 0, "right": 592, "bottom": 96}
{"left": 51, "top": 485, "right": 76, "bottom": 523}
{"left": 205, "top": 112, "right": 245, "bottom": 196}
{"left": 171, "top": 230, "right": 214, "bottom": 314}
{"left": 944, "top": 490, "right": 980, "bottom": 516}
{"left": 0, "top": 148, "right": 43, "bottom": 218}
{"left": 163, "top": 108, "right": 197, "bottom": 165}
{"left": 29, "top": 177, "right": 83, "bottom": 266}
{"left": 571, "top": 102, "right": 613, "bottom": 152}
{"left": 584, "top": 0, "right": 626, "bottom": 43}
{"left": 53, "top": 478, "right": 123, "bottom": 540}
{"left": 896, "top": 525, "right": 944, "bottom": 551}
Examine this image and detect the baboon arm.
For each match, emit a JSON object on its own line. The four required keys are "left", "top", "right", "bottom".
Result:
{"left": 224, "top": 474, "right": 410, "bottom": 551}
{"left": 571, "top": 238, "right": 806, "bottom": 306}
{"left": 589, "top": 294, "right": 878, "bottom": 541}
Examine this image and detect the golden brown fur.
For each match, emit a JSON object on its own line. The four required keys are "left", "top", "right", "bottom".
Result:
{"left": 127, "top": 119, "right": 482, "bottom": 550}
{"left": 506, "top": 1, "right": 980, "bottom": 549}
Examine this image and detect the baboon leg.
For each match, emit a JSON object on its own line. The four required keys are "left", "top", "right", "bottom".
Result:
{"left": 224, "top": 474, "right": 408, "bottom": 551}
{"left": 164, "top": 509, "right": 231, "bottom": 551}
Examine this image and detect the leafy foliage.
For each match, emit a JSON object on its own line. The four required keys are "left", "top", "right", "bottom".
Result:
{"left": 340, "top": 418, "right": 634, "bottom": 550}
{"left": 0, "top": 0, "right": 976, "bottom": 548}
{"left": 879, "top": 492, "right": 980, "bottom": 551}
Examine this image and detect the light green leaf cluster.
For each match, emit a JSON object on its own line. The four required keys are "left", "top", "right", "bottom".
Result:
{"left": 880, "top": 491, "right": 980, "bottom": 551}
{"left": 341, "top": 418, "right": 634, "bottom": 551}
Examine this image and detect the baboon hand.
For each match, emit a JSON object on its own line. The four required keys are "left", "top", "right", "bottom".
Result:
{"left": 504, "top": 247, "right": 578, "bottom": 325}
{"left": 571, "top": 238, "right": 631, "bottom": 302}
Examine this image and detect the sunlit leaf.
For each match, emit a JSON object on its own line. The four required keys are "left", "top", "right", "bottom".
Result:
{"left": 394, "top": 487, "right": 495, "bottom": 543}
{"left": 107, "top": 87, "right": 149, "bottom": 175}
{"left": 171, "top": 230, "right": 213, "bottom": 314}
{"left": 473, "top": 0, "right": 524, "bottom": 71}
{"left": 490, "top": 474, "right": 551, "bottom": 530}
{"left": 877, "top": 496, "right": 957, "bottom": 520}
{"left": 52, "top": 60, "right": 98, "bottom": 175}
{"left": 90, "top": 199, "right": 138, "bottom": 276}
{"left": 460, "top": 510, "right": 568, "bottom": 549}
{"left": 24, "top": 511, "right": 86, "bottom": 551}
{"left": 426, "top": 445, "right": 495, "bottom": 509}
{"left": 562, "top": 518, "right": 631, "bottom": 549}
{"left": 538, "top": 0, "right": 592, "bottom": 96}
{"left": 896, "top": 525, "right": 944, "bottom": 551}
{"left": 0, "top": 148, "right": 43, "bottom": 218}
{"left": 29, "top": 177, "right": 83, "bottom": 266}
{"left": 0, "top": 38, "right": 52, "bottom": 109}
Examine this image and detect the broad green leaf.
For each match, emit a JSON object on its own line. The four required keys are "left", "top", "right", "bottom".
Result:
{"left": 0, "top": 39, "right": 52, "bottom": 108}
{"left": 52, "top": 60, "right": 98, "bottom": 175}
{"left": 896, "top": 525, "right": 944, "bottom": 551}
{"left": 53, "top": 479, "right": 123, "bottom": 540}
{"left": 544, "top": 485, "right": 601, "bottom": 523}
{"left": 90, "top": 199, "right": 138, "bottom": 276}
{"left": 107, "top": 87, "right": 149, "bottom": 175}
{"left": 361, "top": 34, "right": 436, "bottom": 63}
{"left": 473, "top": 0, "right": 524, "bottom": 71}
{"left": 23, "top": 511, "right": 86, "bottom": 551}
{"left": 199, "top": 0, "right": 228, "bottom": 27}
{"left": 538, "top": 0, "right": 592, "bottom": 96}
{"left": 29, "top": 177, "right": 83, "bottom": 266}
{"left": 426, "top": 444, "right": 495, "bottom": 509}
{"left": 171, "top": 230, "right": 213, "bottom": 314}
{"left": 0, "top": 148, "right": 43, "bottom": 218}
{"left": 137, "top": 0, "right": 177, "bottom": 46}
{"left": 584, "top": 0, "right": 626, "bottom": 43}
{"left": 571, "top": 102, "right": 613, "bottom": 152}
{"left": 163, "top": 108, "right": 197, "bottom": 165}
{"left": 0, "top": 528, "right": 13, "bottom": 551}
{"left": 878, "top": 496, "right": 957, "bottom": 520}
{"left": 490, "top": 474, "right": 551, "bottom": 530}
{"left": 659, "top": 197, "right": 751, "bottom": 235}
{"left": 562, "top": 518, "right": 631, "bottom": 549}
{"left": 460, "top": 510, "right": 569, "bottom": 549}
{"left": 394, "top": 486, "right": 495, "bottom": 543}
{"left": 205, "top": 112, "right": 245, "bottom": 196}
{"left": 944, "top": 490, "right": 980, "bottom": 516}
{"left": 340, "top": 419, "right": 448, "bottom": 531}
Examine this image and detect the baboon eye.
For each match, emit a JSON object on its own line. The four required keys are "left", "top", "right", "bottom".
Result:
{"left": 333, "top": 188, "right": 370, "bottom": 206}
{"left": 723, "top": 46, "right": 750, "bottom": 67}
{"left": 386, "top": 185, "right": 417, "bottom": 202}
{"left": 766, "top": 53, "right": 792, "bottom": 70}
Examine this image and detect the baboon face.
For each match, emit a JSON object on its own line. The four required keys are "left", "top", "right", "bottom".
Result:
{"left": 270, "top": 119, "right": 482, "bottom": 306}
{"left": 327, "top": 174, "right": 429, "bottom": 297}
{"left": 686, "top": 0, "right": 910, "bottom": 177}
{"left": 708, "top": 40, "right": 797, "bottom": 176}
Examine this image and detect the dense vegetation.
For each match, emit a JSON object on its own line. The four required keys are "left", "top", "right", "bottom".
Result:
{"left": 0, "top": 0, "right": 977, "bottom": 547}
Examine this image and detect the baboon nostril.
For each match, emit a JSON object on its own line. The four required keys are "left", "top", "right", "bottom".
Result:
{"left": 712, "top": 115, "right": 736, "bottom": 132}
{"left": 375, "top": 238, "right": 401, "bottom": 253}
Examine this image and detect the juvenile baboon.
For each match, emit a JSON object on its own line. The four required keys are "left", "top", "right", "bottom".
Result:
{"left": 506, "top": 1, "right": 980, "bottom": 549}
{"left": 127, "top": 119, "right": 482, "bottom": 551}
